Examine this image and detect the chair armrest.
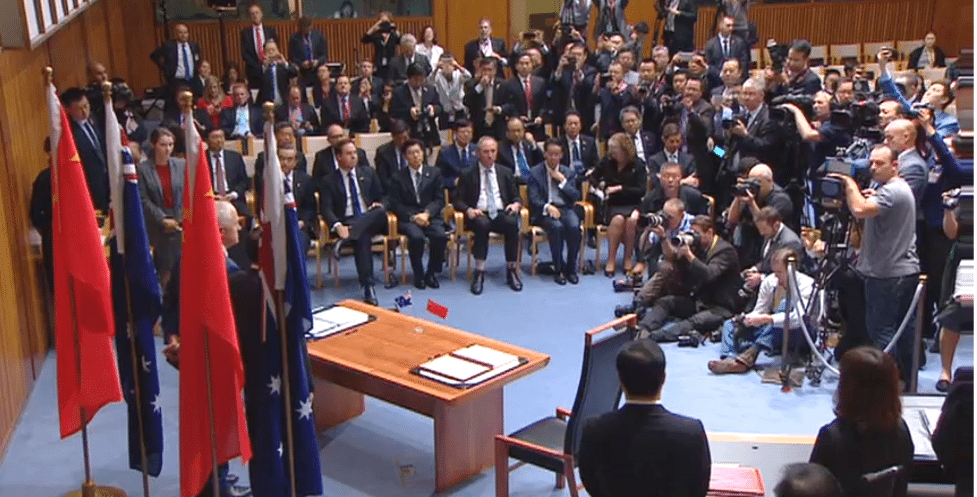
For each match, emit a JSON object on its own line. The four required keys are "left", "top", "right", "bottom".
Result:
{"left": 386, "top": 211, "right": 399, "bottom": 237}
{"left": 556, "top": 407, "right": 572, "bottom": 420}
{"left": 520, "top": 207, "right": 530, "bottom": 234}
{"left": 575, "top": 201, "right": 595, "bottom": 228}
{"left": 454, "top": 211, "right": 467, "bottom": 233}
{"left": 494, "top": 434, "right": 567, "bottom": 459}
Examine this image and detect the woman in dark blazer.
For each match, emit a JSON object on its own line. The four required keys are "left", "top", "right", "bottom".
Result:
{"left": 810, "top": 347, "right": 914, "bottom": 497}
{"left": 592, "top": 132, "right": 647, "bottom": 276}
{"left": 907, "top": 33, "right": 947, "bottom": 69}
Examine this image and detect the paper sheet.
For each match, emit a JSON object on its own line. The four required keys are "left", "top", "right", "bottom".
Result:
{"left": 451, "top": 344, "right": 519, "bottom": 369}
{"left": 418, "top": 355, "right": 490, "bottom": 382}
{"left": 308, "top": 306, "right": 371, "bottom": 339}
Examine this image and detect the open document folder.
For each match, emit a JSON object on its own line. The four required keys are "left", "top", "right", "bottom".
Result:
{"left": 307, "top": 306, "right": 372, "bottom": 339}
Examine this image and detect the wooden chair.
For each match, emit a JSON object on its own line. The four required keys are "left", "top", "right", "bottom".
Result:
{"left": 441, "top": 188, "right": 461, "bottom": 280}
{"left": 808, "top": 45, "right": 827, "bottom": 67}
{"left": 703, "top": 194, "right": 716, "bottom": 220}
{"left": 302, "top": 135, "right": 332, "bottom": 155}
{"left": 223, "top": 139, "right": 244, "bottom": 154}
{"left": 829, "top": 43, "right": 861, "bottom": 66}
{"left": 921, "top": 67, "right": 948, "bottom": 85}
{"left": 494, "top": 315, "right": 635, "bottom": 497}
{"left": 577, "top": 181, "right": 606, "bottom": 271}
{"left": 896, "top": 39, "right": 924, "bottom": 64}
{"left": 862, "top": 41, "right": 894, "bottom": 65}
{"left": 455, "top": 192, "right": 530, "bottom": 281}
{"left": 354, "top": 132, "right": 392, "bottom": 169}
{"left": 750, "top": 48, "right": 762, "bottom": 70}
{"left": 248, "top": 135, "right": 264, "bottom": 157}
{"left": 243, "top": 155, "right": 258, "bottom": 178}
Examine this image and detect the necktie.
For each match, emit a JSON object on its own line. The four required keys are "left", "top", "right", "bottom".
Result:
{"left": 484, "top": 168, "right": 498, "bottom": 218}
{"left": 413, "top": 169, "right": 421, "bottom": 203}
{"left": 342, "top": 96, "right": 350, "bottom": 121}
{"left": 183, "top": 43, "right": 192, "bottom": 79}
{"left": 290, "top": 107, "right": 301, "bottom": 128}
{"left": 214, "top": 154, "right": 227, "bottom": 196}
{"left": 679, "top": 108, "right": 689, "bottom": 151}
{"left": 305, "top": 35, "right": 313, "bottom": 61}
{"left": 572, "top": 141, "right": 581, "bottom": 165}
{"left": 397, "top": 149, "right": 406, "bottom": 169}
{"left": 461, "top": 146, "right": 468, "bottom": 165}
{"left": 722, "top": 38, "right": 729, "bottom": 58}
{"left": 84, "top": 121, "right": 100, "bottom": 150}
{"left": 485, "top": 82, "right": 495, "bottom": 125}
{"left": 256, "top": 27, "right": 265, "bottom": 62}
{"left": 524, "top": 78, "right": 532, "bottom": 116}
{"left": 347, "top": 171, "right": 363, "bottom": 217}
{"left": 517, "top": 146, "right": 531, "bottom": 178}
{"left": 271, "top": 65, "right": 279, "bottom": 102}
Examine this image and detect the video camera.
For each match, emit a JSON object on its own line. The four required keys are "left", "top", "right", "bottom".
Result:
{"left": 732, "top": 178, "right": 761, "bottom": 198}
{"left": 377, "top": 20, "right": 398, "bottom": 34}
{"left": 767, "top": 41, "right": 790, "bottom": 73}
{"left": 670, "top": 231, "right": 701, "bottom": 248}
{"left": 813, "top": 157, "right": 871, "bottom": 210}
{"left": 770, "top": 93, "right": 814, "bottom": 122}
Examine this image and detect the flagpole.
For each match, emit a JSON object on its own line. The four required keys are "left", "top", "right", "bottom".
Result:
{"left": 263, "top": 101, "right": 298, "bottom": 497}
{"left": 105, "top": 80, "right": 152, "bottom": 497}
{"left": 202, "top": 326, "right": 221, "bottom": 497}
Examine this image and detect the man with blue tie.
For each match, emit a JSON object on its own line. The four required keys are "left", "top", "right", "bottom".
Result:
{"left": 435, "top": 119, "right": 478, "bottom": 191}
{"left": 374, "top": 120, "right": 412, "bottom": 193}
{"left": 528, "top": 139, "right": 582, "bottom": 285}
{"left": 150, "top": 24, "right": 202, "bottom": 102}
{"left": 61, "top": 87, "right": 109, "bottom": 213}
{"left": 287, "top": 16, "right": 329, "bottom": 93}
{"left": 320, "top": 139, "right": 389, "bottom": 305}
{"left": 496, "top": 117, "right": 543, "bottom": 185}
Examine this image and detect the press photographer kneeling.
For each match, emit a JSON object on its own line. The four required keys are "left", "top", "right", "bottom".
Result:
{"left": 828, "top": 144, "right": 919, "bottom": 383}
{"left": 635, "top": 215, "right": 741, "bottom": 343}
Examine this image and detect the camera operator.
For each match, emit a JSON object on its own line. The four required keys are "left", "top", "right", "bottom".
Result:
{"left": 830, "top": 144, "right": 919, "bottom": 382}
{"left": 362, "top": 12, "right": 401, "bottom": 81}
{"left": 594, "top": 62, "right": 638, "bottom": 141}
{"left": 728, "top": 78, "right": 787, "bottom": 184}
{"left": 766, "top": 39, "right": 822, "bottom": 98}
{"left": 628, "top": 198, "right": 696, "bottom": 309}
{"left": 876, "top": 49, "right": 959, "bottom": 138}
{"left": 634, "top": 165, "right": 709, "bottom": 276}
{"left": 935, "top": 187, "right": 973, "bottom": 392}
{"left": 636, "top": 215, "right": 741, "bottom": 342}
{"left": 781, "top": 91, "right": 853, "bottom": 177}
{"left": 560, "top": 0, "right": 592, "bottom": 41}
{"left": 709, "top": 248, "right": 813, "bottom": 374}
{"left": 726, "top": 163, "right": 794, "bottom": 267}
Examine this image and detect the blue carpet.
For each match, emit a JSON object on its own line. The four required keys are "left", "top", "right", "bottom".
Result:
{"left": 1, "top": 245, "right": 972, "bottom": 496}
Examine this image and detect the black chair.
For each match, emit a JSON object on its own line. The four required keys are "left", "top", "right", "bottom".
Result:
{"left": 493, "top": 315, "right": 636, "bottom": 497}
{"left": 861, "top": 465, "right": 904, "bottom": 497}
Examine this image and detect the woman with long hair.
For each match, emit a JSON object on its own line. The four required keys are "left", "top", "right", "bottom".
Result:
{"left": 415, "top": 25, "right": 444, "bottom": 67}
{"left": 810, "top": 347, "right": 914, "bottom": 497}
{"left": 311, "top": 64, "right": 333, "bottom": 109}
{"left": 592, "top": 132, "right": 647, "bottom": 276}
{"left": 222, "top": 62, "right": 243, "bottom": 94}
{"left": 196, "top": 75, "right": 232, "bottom": 127}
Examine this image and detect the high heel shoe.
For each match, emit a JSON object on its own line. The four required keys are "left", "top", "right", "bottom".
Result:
{"left": 604, "top": 263, "right": 616, "bottom": 277}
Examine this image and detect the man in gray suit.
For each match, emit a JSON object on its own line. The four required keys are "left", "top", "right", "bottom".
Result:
{"left": 137, "top": 128, "right": 185, "bottom": 289}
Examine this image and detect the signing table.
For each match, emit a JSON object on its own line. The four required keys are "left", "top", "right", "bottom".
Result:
{"left": 306, "top": 300, "right": 550, "bottom": 492}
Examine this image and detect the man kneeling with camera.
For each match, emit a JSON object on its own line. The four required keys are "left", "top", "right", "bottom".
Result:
{"left": 636, "top": 215, "right": 741, "bottom": 343}
{"left": 709, "top": 248, "right": 814, "bottom": 374}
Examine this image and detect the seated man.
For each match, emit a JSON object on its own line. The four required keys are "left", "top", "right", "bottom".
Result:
{"left": 710, "top": 248, "right": 814, "bottom": 374}
{"left": 310, "top": 124, "right": 370, "bottom": 180}
{"left": 740, "top": 206, "right": 804, "bottom": 293}
{"left": 204, "top": 127, "right": 251, "bottom": 218}
{"left": 496, "top": 117, "right": 542, "bottom": 184}
{"left": 646, "top": 123, "right": 696, "bottom": 179}
{"left": 220, "top": 82, "right": 261, "bottom": 139}
{"left": 454, "top": 136, "right": 523, "bottom": 294}
{"left": 641, "top": 162, "right": 710, "bottom": 219}
{"left": 388, "top": 139, "right": 447, "bottom": 289}
{"left": 435, "top": 119, "right": 478, "bottom": 192}
{"left": 527, "top": 138, "right": 581, "bottom": 285}
{"left": 374, "top": 119, "right": 412, "bottom": 193}
{"left": 727, "top": 163, "right": 794, "bottom": 268}
{"left": 275, "top": 84, "right": 320, "bottom": 137}
{"left": 319, "top": 139, "right": 389, "bottom": 305}
{"left": 579, "top": 339, "right": 711, "bottom": 497}
{"left": 638, "top": 215, "right": 741, "bottom": 342}
{"left": 773, "top": 463, "right": 844, "bottom": 497}
{"left": 277, "top": 144, "right": 317, "bottom": 255}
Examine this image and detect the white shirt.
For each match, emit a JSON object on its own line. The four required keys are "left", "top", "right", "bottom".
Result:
{"left": 175, "top": 42, "right": 192, "bottom": 79}
{"left": 476, "top": 165, "right": 503, "bottom": 213}
{"left": 341, "top": 168, "right": 366, "bottom": 219}
{"left": 209, "top": 150, "right": 237, "bottom": 199}
{"left": 632, "top": 133, "right": 646, "bottom": 163}
{"left": 761, "top": 223, "right": 785, "bottom": 260}
{"left": 415, "top": 44, "right": 443, "bottom": 68}
{"left": 665, "top": 148, "right": 679, "bottom": 164}
{"left": 430, "top": 67, "right": 471, "bottom": 113}
{"left": 747, "top": 271, "right": 814, "bottom": 329}
{"left": 480, "top": 38, "right": 493, "bottom": 57}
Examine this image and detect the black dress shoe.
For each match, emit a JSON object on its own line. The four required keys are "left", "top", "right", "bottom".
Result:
{"left": 506, "top": 267, "right": 523, "bottom": 291}
{"left": 566, "top": 272, "right": 579, "bottom": 284}
{"left": 471, "top": 270, "right": 485, "bottom": 295}
{"left": 413, "top": 275, "right": 426, "bottom": 290}
{"left": 425, "top": 273, "right": 440, "bottom": 289}
{"left": 363, "top": 285, "right": 379, "bottom": 306}
{"left": 554, "top": 272, "right": 567, "bottom": 285}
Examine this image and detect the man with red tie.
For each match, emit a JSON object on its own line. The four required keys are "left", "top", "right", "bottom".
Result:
{"left": 240, "top": 2, "right": 278, "bottom": 90}
{"left": 506, "top": 52, "right": 548, "bottom": 142}
{"left": 322, "top": 74, "right": 369, "bottom": 133}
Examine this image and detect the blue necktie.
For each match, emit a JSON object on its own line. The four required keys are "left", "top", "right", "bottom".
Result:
{"left": 347, "top": 172, "right": 363, "bottom": 217}
{"left": 84, "top": 121, "right": 100, "bottom": 149}
{"left": 517, "top": 146, "right": 531, "bottom": 178}
{"left": 305, "top": 35, "right": 313, "bottom": 61}
{"left": 271, "top": 65, "right": 279, "bottom": 101}
{"left": 183, "top": 43, "right": 192, "bottom": 79}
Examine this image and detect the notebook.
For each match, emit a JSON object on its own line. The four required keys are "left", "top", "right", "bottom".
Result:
{"left": 708, "top": 465, "right": 765, "bottom": 496}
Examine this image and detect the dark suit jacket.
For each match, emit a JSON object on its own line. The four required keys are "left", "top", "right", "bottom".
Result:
{"left": 730, "top": 104, "right": 786, "bottom": 179}
{"left": 320, "top": 166, "right": 387, "bottom": 226}
{"left": 389, "top": 84, "right": 442, "bottom": 138}
{"left": 646, "top": 149, "right": 696, "bottom": 177}
{"left": 704, "top": 35, "right": 750, "bottom": 81}
{"left": 388, "top": 165, "right": 445, "bottom": 222}
{"left": 464, "top": 37, "right": 509, "bottom": 74}
{"left": 526, "top": 163, "right": 579, "bottom": 224}
{"left": 560, "top": 134, "right": 600, "bottom": 178}
{"left": 578, "top": 404, "right": 711, "bottom": 497}
{"left": 641, "top": 184, "right": 710, "bottom": 217}
{"left": 597, "top": 85, "right": 638, "bottom": 140}
{"left": 497, "top": 139, "right": 543, "bottom": 177}
{"left": 274, "top": 102, "right": 321, "bottom": 134}
{"left": 258, "top": 62, "right": 298, "bottom": 104}
{"left": 241, "top": 25, "right": 279, "bottom": 83}
{"left": 320, "top": 92, "right": 369, "bottom": 133}
{"left": 360, "top": 31, "right": 401, "bottom": 79}
{"left": 68, "top": 119, "right": 109, "bottom": 212}
{"left": 205, "top": 149, "right": 251, "bottom": 216}
{"left": 374, "top": 141, "right": 408, "bottom": 193}
{"left": 932, "top": 377, "right": 974, "bottom": 493}
{"left": 311, "top": 146, "right": 370, "bottom": 182}
{"left": 552, "top": 66, "right": 599, "bottom": 130}
{"left": 463, "top": 77, "right": 509, "bottom": 139}
{"left": 387, "top": 53, "right": 432, "bottom": 83}
{"left": 810, "top": 418, "right": 913, "bottom": 497}
{"left": 666, "top": 0, "right": 699, "bottom": 52}
{"left": 453, "top": 164, "right": 520, "bottom": 214}
{"left": 757, "top": 224, "right": 803, "bottom": 273}
{"left": 219, "top": 105, "right": 262, "bottom": 139}
{"left": 504, "top": 74, "right": 548, "bottom": 124}
{"left": 592, "top": 0, "right": 630, "bottom": 40}
{"left": 683, "top": 235, "right": 740, "bottom": 311}
{"left": 150, "top": 40, "right": 202, "bottom": 83}
{"left": 907, "top": 46, "right": 946, "bottom": 69}
{"left": 630, "top": 131, "right": 658, "bottom": 167}
{"left": 289, "top": 169, "right": 318, "bottom": 231}
{"left": 287, "top": 30, "right": 329, "bottom": 84}
{"left": 253, "top": 151, "right": 309, "bottom": 192}
{"left": 435, "top": 142, "right": 478, "bottom": 189}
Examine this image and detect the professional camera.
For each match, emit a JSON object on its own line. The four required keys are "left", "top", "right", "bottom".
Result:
{"left": 612, "top": 272, "right": 643, "bottom": 292}
{"left": 378, "top": 20, "right": 397, "bottom": 34}
{"left": 111, "top": 82, "right": 135, "bottom": 105}
{"left": 670, "top": 230, "right": 701, "bottom": 248}
{"left": 766, "top": 41, "right": 790, "bottom": 73}
{"left": 944, "top": 186, "right": 975, "bottom": 213}
{"left": 645, "top": 211, "right": 667, "bottom": 228}
{"left": 771, "top": 94, "right": 815, "bottom": 120}
{"left": 732, "top": 178, "right": 761, "bottom": 198}
{"left": 677, "top": 331, "right": 705, "bottom": 347}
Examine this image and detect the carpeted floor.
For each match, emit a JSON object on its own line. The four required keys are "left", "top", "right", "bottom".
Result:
{"left": 0, "top": 246, "right": 971, "bottom": 496}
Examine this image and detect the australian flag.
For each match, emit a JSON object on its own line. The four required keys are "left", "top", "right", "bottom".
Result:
{"left": 110, "top": 150, "right": 164, "bottom": 476}
{"left": 249, "top": 180, "right": 323, "bottom": 497}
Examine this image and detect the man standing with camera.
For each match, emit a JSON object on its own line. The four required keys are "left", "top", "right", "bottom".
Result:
{"left": 830, "top": 144, "right": 919, "bottom": 383}
{"left": 727, "top": 163, "right": 794, "bottom": 267}
{"left": 728, "top": 79, "right": 786, "bottom": 183}
{"left": 766, "top": 39, "right": 821, "bottom": 98}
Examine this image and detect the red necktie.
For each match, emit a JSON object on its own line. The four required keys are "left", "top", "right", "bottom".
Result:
{"left": 342, "top": 96, "right": 350, "bottom": 121}
{"left": 525, "top": 78, "right": 532, "bottom": 111}
{"left": 256, "top": 27, "right": 265, "bottom": 62}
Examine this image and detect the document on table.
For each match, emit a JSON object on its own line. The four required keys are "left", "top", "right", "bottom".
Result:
{"left": 307, "top": 306, "right": 371, "bottom": 339}
{"left": 920, "top": 409, "right": 943, "bottom": 436}
{"left": 418, "top": 355, "right": 491, "bottom": 382}
{"left": 451, "top": 344, "right": 520, "bottom": 369}
{"left": 414, "top": 345, "right": 527, "bottom": 388}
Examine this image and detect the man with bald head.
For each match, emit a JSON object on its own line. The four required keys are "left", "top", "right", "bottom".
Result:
{"left": 727, "top": 163, "right": 794, "bottom": 267}
{"left": 310, "top": 124, "right": 370, "bottom": 180}
{"left": 883, "top": 119, "right": 927, "bottom": 206}
{"left": 151, "top": 23, "right": 202, "bottom": 103}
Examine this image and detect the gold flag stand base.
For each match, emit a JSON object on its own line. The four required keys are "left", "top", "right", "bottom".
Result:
{"left": 59, "top": 480, "right": 128, "bottom": 497}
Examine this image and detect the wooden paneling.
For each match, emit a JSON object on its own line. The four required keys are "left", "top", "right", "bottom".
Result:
{"left": 931, "top": 0, "right": 973, "bottom": 58}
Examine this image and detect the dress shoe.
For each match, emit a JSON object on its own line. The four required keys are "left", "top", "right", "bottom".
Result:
{"left": 363, "top": 285, "right": 379, "bottom": 306}
{"left": 566, "top": 272, "right": 579, "bottom": 285}
{"left": 413, "top": 275, "right": 426, "bottom": 290}
{"left": 229, "top": 484, "right": 252, "bottom": 497}
{"left": 424, "top": 273, "right": 440, "bottom": 289}
{"left": 554, "top": 272, "right": 567, "bottom": 285}
{"left": 471, "top": 270, "right": 485, "bottom": 295}
{"left": 506, "top": 266, "right": 523, "bottom": 292}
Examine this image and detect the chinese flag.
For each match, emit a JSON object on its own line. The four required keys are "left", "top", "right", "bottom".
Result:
{"left": 426, "top": 299, "right": 449, "bottom": 319}
{"left": 51, "top": 103, "right": 122, "bottom": 439}
{"left": 179, "top": 139, "right": 251, "bottom": 497}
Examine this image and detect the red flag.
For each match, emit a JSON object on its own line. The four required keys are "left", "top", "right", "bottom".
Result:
{"left": 426, "top": 299, "right": 449, "bottom": 319}
{"left": 51, "top": 97, "right": 122, "bottom": 439}
{"left": 179, "top": 139, "right": 251, "bottom": 497}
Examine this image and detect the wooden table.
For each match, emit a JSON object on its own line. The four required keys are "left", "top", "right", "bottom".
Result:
{"left": 306, "top": 300, "right": 550, "bottom": 492}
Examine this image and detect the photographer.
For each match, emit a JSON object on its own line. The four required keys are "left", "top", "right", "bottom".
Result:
{"left": 728, "top": 78, "right": 787, "bottom": 183}
{"left": 634, "top": 196, "right": 695, "bottom": 278}
{"left": 781, "top": 91, "right": 853, "bottom": 177}
{"left": 936, "top": 187, "right": 973, "bottom": 392}
{"left": 552, "top": 42, "right": 597, "bottom": 130}
{"left": 727, "top": 163, "right": 794, "bottom": 267}
{"left": 709, "top": 248, "right": 813, "bottom": 374}
{"left": 766, "top": 39, "right": 822, "bottom": 98}
{"left": 877, "top": 49, "right": 958, "bottom": 138}
{"left": 361, "top": 12, "right": 401, "bottom": 81}
{"left": 594, "top": 62, "right": 638, "bottom": 141}
{"left": 830, "top": 144, "right": 919, "bottom": 382}
{"left": 637, "top": 215, "right": 741, "bottom": 342}
{"left": 560, "top": 1, "right": 592, "bottom": 40}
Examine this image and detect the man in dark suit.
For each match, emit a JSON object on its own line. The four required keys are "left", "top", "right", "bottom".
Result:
{"left": 454, "top": 137, "right": 524, "bottom": 294}
{"left": 642, "top": 163, "right": 710, "bottom": 218}
{"left": 551, "top": 42, "right": 598, "bottom": 132}
{"left": 621, "top": 106, "right": 657, "bottom": 167}
{"left": 463, "top": 18, "right": 508, "bottom": 75}
{"left": 579, "top": 339, "right": 711, "bottom": 497}
{"left": 387, "top": 34, "right": 432, "bottom": 84}
{"left": 254, "top": 123, "right": 309, "bottom": 183}
{"left": 353, "top": 59, "right": 384, "bottom": 102}
{"left": 310, "top": 124, "right": 370, "bottom": 181}
{"left": 205, "top": 127, "right": 251, "bottom": 217}
{"left": 663, "top": 0, "right": 698, "bottom": 56}
{"left": 360, "top": 12, "right": 401, "bottom": 81}
{"left": 559, "top": 111, "right": 599, "bottom": 182}
{"left": 61, "top": 88, "right": 109, "bottom": 213}
{"left": 276, "top": 84, "right": 320, "bottom": 138}
{"left": 374, "top": 120, "right": 412, "bottom": 193}
{"left": 287, "top": 17, "right": 328, "bottom": 90}
{"left": 751, "top": 206, "right": 803, "bottom": 274}
{"left": 389, "top": 64, "right": 442, "bottom": 144}
{"left": 150, "top": 23, "right": 202, "bottom": 102}
{"left": 647, "top": 122, "right": 696, "bottom": 178}
{"left": 527, "top": 139, "right": 581, "bottom": 285}
{"left": 436, "top": 120, "right": 478, "bottom": 192}
{"left": 496, "top": 118, "right": 543, "bottom": 184}
{"left": 278, "top": 145, "right": 318, "bottom": 254}
{"left": 465, "top": 58, "right": 509, "bottom": 141}
{"left": 241, "top": 2, "right": 278, "bottom": 90}
{"left": 729, "top": 79, "right": 787, "bottom": 184}
{"left": 679, "top": 77, "right": 717, "bottom": 195}
{"left": 257, "top": 40, "right": 298, "bottom": 105}
{"left": 319, "top": 139, "right": 388, "bottom": 305}
{"left": 595, "top": 62, "right": 638, "bottom": 141}
{"left": 766, "top": 39, "right": 822, "bottom": 98}
{"left": 592, "top": 0, "right": 629, "bottom": 41}
{"left": 321, "top": 74, "right": 370, "bottom": 134}
{"left": 220, "top": 83, "right": 262, "bottom": 139}
{"left": 389, "top": 139, "right": 447, "bottom": 289}
{"left": 505, "top": 52, "right": 548, "bottom": 141}
{"left": 704, "top": 16, "right": 750, "bottom": 84}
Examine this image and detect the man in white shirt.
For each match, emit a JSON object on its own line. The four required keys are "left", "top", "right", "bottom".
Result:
{"left": 710, "top": 248, "right": 814, "bottom": 374}
{"left": 429, "top": 53, "right": 472, "bottom": 128}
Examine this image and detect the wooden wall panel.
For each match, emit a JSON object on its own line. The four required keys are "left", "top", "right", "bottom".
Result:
{"left": 441, "top": 0, "right": 509, "bottom": 77}
{"left": 931, "top": 0, "right": 973, "bottom": 58}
